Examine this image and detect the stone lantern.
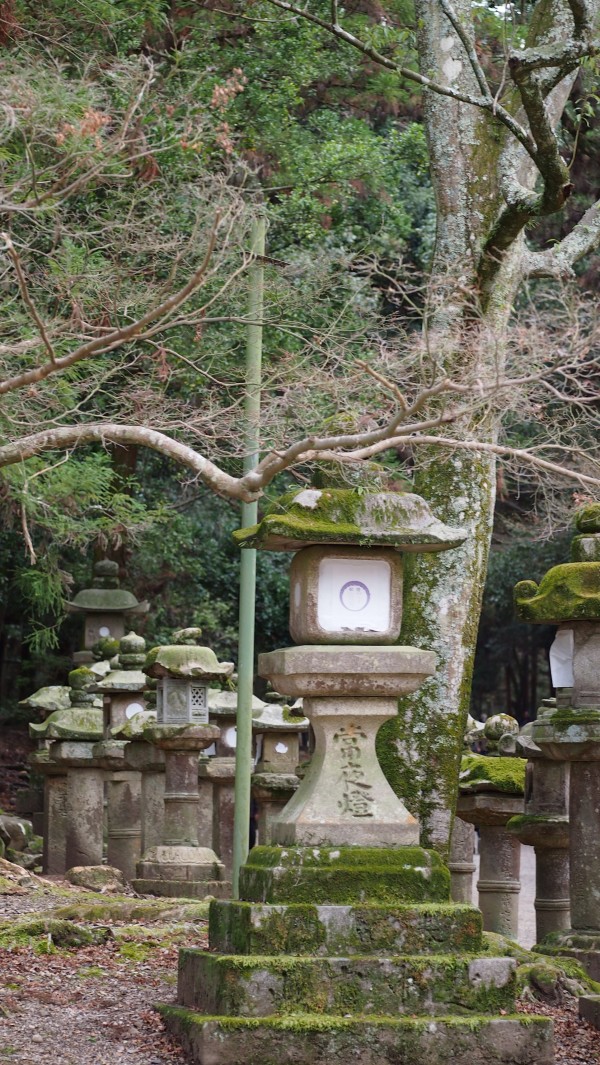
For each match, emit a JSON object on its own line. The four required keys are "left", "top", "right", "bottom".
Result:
{"left": 66, "top": 559, "right": 148, "bottom": 653}
{"left": 133, "top": 629, "right": 234, "bottom": 898}
{"left": 91, "top": 632, "right": 148, "bottom": 880}
{"left": 507, "top": 725, "right": 570, "bottom": 943}
{"left": 163, "top": 485, "right": 552, "bottom": 1064}
{"left": 514, "top": 504, "right": 600, "bottom": 1015}
{"left": 251, "top": 700, "right": 310, "bottom": 845}
{"left": 456, "top": 714, "right": 526, "bottom": 938}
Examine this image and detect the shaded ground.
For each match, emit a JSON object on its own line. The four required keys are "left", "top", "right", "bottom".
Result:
{"left": 0, "top": 877, "right": 199, "bottom": 1064}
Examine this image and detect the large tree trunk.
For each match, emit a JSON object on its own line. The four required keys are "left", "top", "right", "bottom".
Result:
{"left": 378, "top": 0, "right": 575, "bottom": 854}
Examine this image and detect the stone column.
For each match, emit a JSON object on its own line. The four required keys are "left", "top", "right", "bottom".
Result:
{"left": 508, "top": 736, "right": 570, "bottom": 943}
{"left": 457, "top": 791, "right": 523, "bottom": 937}
{"left": 58, "top": 748, "right": 105, "bottom": 868}
{"left": 448, "top": 816, "right": 476, "bottom": 905}
{"left": 196, "top": 754, "right": 214, "bottom": 848}
{"left": 252, "top": 774, "right": 299, "bottom": 845}
{"left": 198, "top": 756, "right": 236, "bottom": 874}
{"left": 125, "top": 740, "right": 165, "bottom": 852}
{"left": 134, "top": 724, "right": 229, "bottom": 897}
{"left": 40, "top": 764, "right": 68, "bottom": 875}
{"left": 251, "top": 701, "right": 309, "bottom": 845}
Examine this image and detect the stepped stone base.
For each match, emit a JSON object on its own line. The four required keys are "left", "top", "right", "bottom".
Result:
{"left": 178, "top": 948, "right": 517, "bottom": 1017}
{"left": 159, "top": 1008, "right": 554, "bottom": 1065}
{"left": 239, "top": 845, "right": 450, "bottom": 904}
{"left": 160, "top": 845, "right": 553, "bottom": 1064}
{"left": 208, "top": 899, "right": 483, "bottom": 955}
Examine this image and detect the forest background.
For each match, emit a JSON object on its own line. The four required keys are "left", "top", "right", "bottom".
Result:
{"left": 0, "top": 0, "right": 596, "bottom": 746}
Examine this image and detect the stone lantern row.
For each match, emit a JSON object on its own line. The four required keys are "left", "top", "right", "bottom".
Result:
{"left": 29, "top": 623, "right": 309, "bottom": 892}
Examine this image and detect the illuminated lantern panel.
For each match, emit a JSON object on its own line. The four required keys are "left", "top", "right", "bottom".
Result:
{"left": 289, "top": 545, "right": 402, "bottom": 644}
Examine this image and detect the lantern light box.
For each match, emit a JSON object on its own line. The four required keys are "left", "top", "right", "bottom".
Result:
{"left": 156, "top": 678, "right": 209, "bottom": 725}
{"left": 289, "top": 545, "right": 403, "bottom": 645}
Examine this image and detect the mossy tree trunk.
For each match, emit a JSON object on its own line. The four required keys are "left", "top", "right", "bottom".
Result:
{"left": 378, "top": 0, "right": 592, "bottom": 854}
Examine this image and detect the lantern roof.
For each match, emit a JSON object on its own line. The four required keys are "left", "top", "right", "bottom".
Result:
{"left": 66, "top": 559, "right": 149, "bottom": 615}
{"left": 144, "top": 642, "right": 234, "bottom": 682}
{"left": 233, "top": 488, "right": 467, "bottom": 553}
{"left": 515, "top": 505, "right": 600, "bottom": 624}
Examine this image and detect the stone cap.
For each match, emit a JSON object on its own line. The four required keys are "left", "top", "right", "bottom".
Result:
{"left": 515, "top": 505, "right": 600, "bottom": 623}
{"left": 144, "top": 644, "right": 234, "bottom": 682}
{"left": 234, "top": 488, "right": 467, "bottom": 553}
{"left": 90, "top": 668, "right": 147, "bottom": 694}
{"left": 19, "top": 685, "right": 71, "bottom": 715}
{"left": 207, "top": 689, "right": 266, "bottom": 718}
{"left": 29, "top": 706, "right": 103, "bottom": 741}
{"left": 252, "top": 703, "right": 310, "bottom": 732}
{"left": 514, "top": 562, "right": 600, "bottom": 624}
{"left": 66, "top": 560, "right": 149, "bottom": 615}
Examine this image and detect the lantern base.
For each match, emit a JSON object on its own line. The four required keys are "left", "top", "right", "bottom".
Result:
{"left": 159, "top": 1009, "right": 552, "bottom": 1065}
{"left": 134, "top": 844, "right": 229, "bottom": 899}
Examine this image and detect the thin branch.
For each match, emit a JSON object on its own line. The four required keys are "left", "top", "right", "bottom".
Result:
{"left": 0, "top": 213, "right": 224, "bottom": 396}
{"left": 523, "top": 199, "right": 600, "bottom": 278}
{"left": 262, "top": 0, "right": 536, "bottom": 155}
{"left": 242, "top": 434, "right": 600, "bottom": 492}
{"left": 2, "top": 234, "right": 57, "bottom": 364}
{"left": 437, "top": 0, "right": 491, "bottom": 99}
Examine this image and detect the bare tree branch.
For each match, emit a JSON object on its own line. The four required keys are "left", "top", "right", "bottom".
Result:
{"left": 2, "top": 234, "right": 57, "bottom": 365}
{"left": 0, "top": 214, "right": 226, "bottom": 396}
{"left": 0, "top": 424, "right": 254, "bottom": 501}
{"left": 524, "top": 199, "right": 600, "bottom": 278}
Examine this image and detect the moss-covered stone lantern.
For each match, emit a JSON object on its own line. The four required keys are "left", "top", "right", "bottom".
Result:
{"left": 515, "top": 504, "right": 600, "bottom": 1007}
{"left": 66, "top": 559, "right": 148, "bottom": 652}
{"left": 162, "top": 485, "right": 553, "bottom": 1064}
{"left": 133, "top": 629, "right": 234, "bottom": 898}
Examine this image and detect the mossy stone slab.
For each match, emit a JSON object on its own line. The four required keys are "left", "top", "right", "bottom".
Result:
{"left": 459, "top": 755, "right": 526, "bottom": 796}
{"left": 159, "top": 1007, "right": 553, "bottom": 1065}
{"left": 239, "top": 846, "right": 450, "bottom": 905}
{"left": 514, "top": 562, "right": 600, "bottom": 624}
{"left": 233, "top": 488, "right": 467, "bottom": 553}
{"left": 208, "top": 900, "right": 483, "bottom": 956}
{"left": 177, "top": 949, "right": 516, "bottom": 1018}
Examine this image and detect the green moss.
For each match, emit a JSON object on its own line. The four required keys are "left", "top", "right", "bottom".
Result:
{"left": 234, "top": 488, "right": 465, "bottom": 553}
{"left": 239, "top": 846, "right": 450, "bottom": 905}
{"left": 459, "top": 754, "right": 525, "bottom": 795}
{"left": 514, "top": 562, "right": 600, "bottom": 623}
{"left": 575, "top": 504, "right": 600, "bottom": 534}
{"left": 542, "top": 708, "right": 600, "bottom": 730}
{"left": 68, "top": 667, "right": 96, "bottom": 689}
{"left": 0, "top": 917, "right": 111, "bottom": 950}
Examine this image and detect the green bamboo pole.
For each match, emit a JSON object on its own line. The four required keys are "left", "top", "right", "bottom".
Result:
{"left": 232, "top": 216, "right": 266, "bottom": 898}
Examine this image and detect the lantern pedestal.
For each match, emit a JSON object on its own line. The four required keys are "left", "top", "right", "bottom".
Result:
{"left": 133, "top": 724, "right": 230, "bottom": 898}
